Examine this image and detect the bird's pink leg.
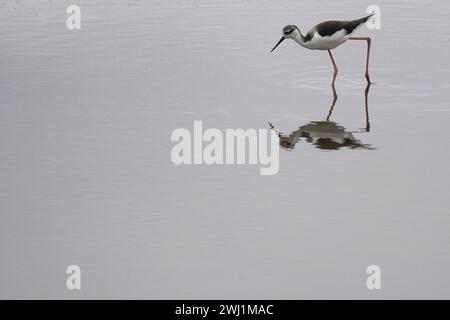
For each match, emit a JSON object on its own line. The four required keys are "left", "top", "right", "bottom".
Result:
{"left": 349, "top": 37, "right": 372, "bottom": 83}
{"left": 327, "top": 49, "right": 338, "bottom": 85}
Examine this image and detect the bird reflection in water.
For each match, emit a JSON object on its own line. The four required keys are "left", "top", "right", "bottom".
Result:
{"left": 269, "top": 83, "right": 374, "bottom": 151}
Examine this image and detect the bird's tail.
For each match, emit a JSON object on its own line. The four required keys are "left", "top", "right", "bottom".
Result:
{"left": 360, "top": 13, "right": 375, "bottom": 23}
{"left": 344, "top": 13, "right": 375, "bottom": 34}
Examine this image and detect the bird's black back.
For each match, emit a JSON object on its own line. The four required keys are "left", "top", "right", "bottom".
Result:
{"left": 306, "top": 14, "right": 373, "bottom": 40}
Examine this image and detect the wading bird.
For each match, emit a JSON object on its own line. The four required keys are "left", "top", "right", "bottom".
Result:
{"left": 271, "top": 14, "right": 374, "bottom": 83}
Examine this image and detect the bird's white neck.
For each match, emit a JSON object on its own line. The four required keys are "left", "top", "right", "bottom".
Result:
{"left": 290, "top": 30, "right": 307, "bottom": 48}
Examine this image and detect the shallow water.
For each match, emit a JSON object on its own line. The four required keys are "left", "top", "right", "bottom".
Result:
{"left": 1, "top": 0, "right": 450, "bottom": 298}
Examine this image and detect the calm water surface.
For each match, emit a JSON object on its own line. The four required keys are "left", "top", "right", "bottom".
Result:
{"left": 1, "top": 0, "right": 449, "bottom": 298}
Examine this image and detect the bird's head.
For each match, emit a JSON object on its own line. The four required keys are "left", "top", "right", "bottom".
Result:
{"left": 271, "top": 25, "right": 300, "bottom": 52}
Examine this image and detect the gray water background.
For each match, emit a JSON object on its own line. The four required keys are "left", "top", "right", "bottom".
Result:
{"left": 0, "top": 0, "right": 449, "bottom": 298}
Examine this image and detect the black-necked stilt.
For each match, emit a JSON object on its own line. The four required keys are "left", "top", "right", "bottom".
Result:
{"left": 271, "top": 14, "right": 374, "bottom": 83}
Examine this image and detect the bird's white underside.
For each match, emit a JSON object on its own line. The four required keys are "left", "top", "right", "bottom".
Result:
{"left": 303, "top": 29, "right": 351, "bottom": 50}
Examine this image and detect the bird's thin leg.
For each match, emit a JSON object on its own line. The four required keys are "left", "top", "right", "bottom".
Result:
{"left": 349, "top": 37, "right": 372, "bottom": 83}
{"left": 327, "top": 50, "right": 338, "bottom": 85}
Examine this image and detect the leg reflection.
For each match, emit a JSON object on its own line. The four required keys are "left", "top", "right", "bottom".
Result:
{"left": 326, "top": 82, "right": 371, "bottom": 132}
{"left": 364, "top": 83, "right": 371, "bottom": 132}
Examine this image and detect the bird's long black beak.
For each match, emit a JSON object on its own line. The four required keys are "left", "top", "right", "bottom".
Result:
{"left": 271, "top": 37, "right": 285, "bottom": 52}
